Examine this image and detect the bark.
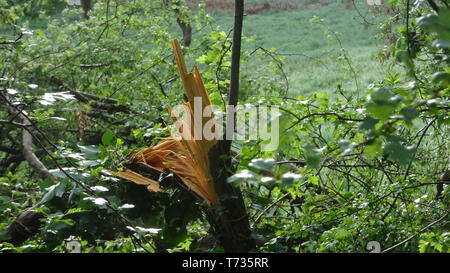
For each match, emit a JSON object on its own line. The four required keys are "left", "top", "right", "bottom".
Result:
{"left": 436, "top": 170, "right": 449, "bottom": 199}
{"left": 426, "top": 0, "right": 440, "bottom": 13}
{"left": 21, "top": 120, "right": 52, "bottom": 179}
{"left": 1, "top": 92, "right": 56, "bottom": 183}
{"left": 5, "top": 204, "right": 44, "bottom": 246}
{"left": 176, "top": 18, "right": 192, "bottom": 47}
{"left": 222, "top": 0, "right": 244, "bottom": 154}
{"left": 208, "top": 0, "right": 255, "bottom": 253}
{"left": 209, "top": 145, "right": 255, "bottom": 252}
{"left": 171, "top": 1, "right": 193, "bottom": 47}
{"left": 81, "top": 0, "right": 92, "bottom": 19}
{"left": 69, "top": 90, "right": 131, "bottom": 113}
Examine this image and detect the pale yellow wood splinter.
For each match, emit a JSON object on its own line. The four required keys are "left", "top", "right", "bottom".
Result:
{"left": 114, "top": 39, "right": 219, "bottom": 206}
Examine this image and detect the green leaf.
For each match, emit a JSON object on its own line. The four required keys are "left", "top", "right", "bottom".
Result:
{"left": 260, "top": 176, "right": 276, "bottom": 188}
{"left": 308, "top": 176, "right": 320, "bottom": 186}
{"left": 383, "top": 136, "right": 416, "bottom": 166}
{"left": 359, "top": 116, "right": 379, "bottom": 132}
{"left": 365, "top": 88, "right": 402, "bottom": 120}
{"left": 83, "top": 197, "right": 108, "bottom": 208}
{"left": 281, "top": 172, "right": 302, "bottom": 187}
{"left": 338, "top": 140, "right": 357, "bottom": 156}
{"left": 48, "top": 168, "right": 73, "bottom": 178}
{"left": 249, "top": 158, "right": 275, "bottom": 173}
{"left": 434, "top": 39, "right": 450, "bottom": 49}
{"left": 370, "top": 88, "right": 395, "bottom": 103}
{"left": 227, "top": 170, "right": 257, "bottom": 186}
{"left": 0, "top": 230, "right": 11, "bottom": 241}
{"left": 38, "top": 176, "right": 54, "bottom": 190}
{"left": 78, "top": 145, "right": 100, "bottom": 160}
{"left": 432, "top": 72, "right": 450, "bottom": 87}
{"left": 126, "top": 226, "right": 161, "bottom": 234}
{"left": 418, "top": 10, "right": 450, "bottom": 49}
{"left": 101, "top": 130, "right": 115, "bottom": 146}
{"left": 40, "top": 182, "right": 66, "bottom": 204}
{"left": 399, "top": 106, "right": 419, "bottom": 124}
{"left": 90, "top": 186, "right": 109, "bottom": 193}
{"left": 303, "top": 143, "right": 324, "bottom": 169}
{"left": 79, "top": 160, "right": 100, "bottom": 167}
{"left": 116, "top": 138, "right": 124, "bottom": 146}
{"left": 419, "top": 241, "right": 428, "bottom": 253}
{"left": 119, "top": 204, "right": 135, "bottom": 209}
{"left": 208, "top": 92, "right": 224, "bottom": 106}
{"left": 65, "top": 208, "right": 87, "bottom": 215}
{"left": 369, "top": 89, "right": 399, "bottom": 117}
{"left": 39, "top": 91, "right": 75, "bottom": 105}
{"left": 366, "top": 103, "right": 395, "bottom": 120}
{"left": 364, "top": 139, "right": 382, "bottom": 158}
{"left": 431, "top": 241, "right": 443, "bottom": 252}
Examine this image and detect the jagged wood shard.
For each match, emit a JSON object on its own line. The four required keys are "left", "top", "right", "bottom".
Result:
{"left": 113, "top": 39, "right": 219, "bottom": 205}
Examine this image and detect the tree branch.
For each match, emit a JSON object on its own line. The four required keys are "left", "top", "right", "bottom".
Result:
{"left": 427, "top": 0, "right": 440, "bottom": 13}
{"left": 0, "top": 32, "right": 23, "bottom": 45}
{"left": 382, "top": 212, "right": 449, "bottom": 252}
{"left": 0, "top": 92, "right": 55, "bottom": 181}
{"left": 68, "top": 89, "right": 131, "bottom": 113}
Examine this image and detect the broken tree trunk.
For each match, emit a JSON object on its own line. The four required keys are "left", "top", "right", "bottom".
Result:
{"left": 114, "top": 39, "right": 220, "bottom": 206}
{"left": 115, "top": 36, "right": 254, "bottom": 252}
{"left": 209, "top": 144, "right": 256, "bottom": 252}
{"left": 210, "top": 0, "right": 255, "bottom": 252}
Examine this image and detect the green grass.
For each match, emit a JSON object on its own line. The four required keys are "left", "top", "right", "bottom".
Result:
{"left": 14, "top": 0, "right": 395, "bottom": 99}
{"left": 210, "top": 0, "right": 394, "bottom": 97}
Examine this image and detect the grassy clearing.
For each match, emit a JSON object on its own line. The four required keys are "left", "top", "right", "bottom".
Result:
{"left": 15, "top": 1, "right": 395, "bottom": 99}
{"left": 209, "top": 0, "right": 394, "bottom": 97}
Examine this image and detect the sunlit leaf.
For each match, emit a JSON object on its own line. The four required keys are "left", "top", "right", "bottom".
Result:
{"left": 83, "top": 197, "right": 108, "bottom": 207}
{"left": 249, "top": 158, "right": 275, "bottom": 173}
{"left": 90, "top": 186, "right": 109, "bottom": 192}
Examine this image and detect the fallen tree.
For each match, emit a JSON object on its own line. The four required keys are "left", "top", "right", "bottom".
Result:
{"left": 0, "top": 91, "right": 56, "bottom": 245}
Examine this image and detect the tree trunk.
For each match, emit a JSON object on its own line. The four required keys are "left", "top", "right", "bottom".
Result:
{"left": 81, "top": 0, "right": 92, "bottom": 19}
{"left": 176, "top": 19, "right": 192, "bottom": 47}
{"left": 171, "top": 1, "right": 193, "bottom": 47}
{"left": 208, "top": 0, "right": 255, "bottom": 253}
{"left": 209, "top": 145, "right": 255, "bottom": 252}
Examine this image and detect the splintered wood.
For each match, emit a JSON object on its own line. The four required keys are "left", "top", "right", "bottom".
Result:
{"left": 114, "top": 39, "right": 219, "bottom": 206}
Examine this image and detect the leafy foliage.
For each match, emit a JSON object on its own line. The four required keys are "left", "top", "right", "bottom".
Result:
{"left": 0, "top": 0, "right": 449, "bottom": 253}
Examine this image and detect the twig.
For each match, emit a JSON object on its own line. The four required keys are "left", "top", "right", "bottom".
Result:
{"left": 1, "top": 91, "right": 156, "bottom": 252}
{"left": 215, "top": 28, "right": 233, "bottom": 108}
{"left": 427, "top": 0, "right": 440, "bottom": 13}
{"left": 79, "top": 63, "right": 110, "bottom": 69}
{"left": 252, "top": 192, "right": 290, "bottom": 228}
{"left": 404, "top": 118, "right": 436, "bottom": 181}
{"left": 149, "top": 71, "right": 169, "bottom": 98}
{"left": 382, "top": 212, "right": 449, "bottom": 252}
{"left": 0, "top": 32, "right": 23, "bottom": 45}
{"left": 249, "top": 46, "right": 289, "bottom": 95}
{"left": 351, "top": 0, "right": 378, "bottom": 26}
{"left": 280, "top": 108, "right": 362, "bottom": 132}
{"left": 0, "top": 119, "right": 30, "bottom": 128}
